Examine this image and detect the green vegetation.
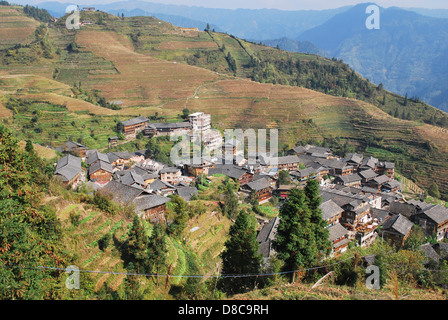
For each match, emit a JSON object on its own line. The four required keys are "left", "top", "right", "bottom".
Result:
{"left": 219, "top": 211, "right": 263, "bottom": 294}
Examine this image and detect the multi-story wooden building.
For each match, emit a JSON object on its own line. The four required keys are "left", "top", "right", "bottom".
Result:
{"left": 121, "top": 116, "right": 149, "bottom": 138}
{"left": 243, "top": 177, "right": 273, "bottom": 204}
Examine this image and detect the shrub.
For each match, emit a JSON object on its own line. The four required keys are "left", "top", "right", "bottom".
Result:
{"left": 69, "top": 210, "right": 81, "bottom": 227}
{"left": 98, "top": 233, "right": 111, "bottom": 251}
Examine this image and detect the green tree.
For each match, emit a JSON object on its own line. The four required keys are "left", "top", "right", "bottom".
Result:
{"left": 223, "top": 177, "right": 239, "bottom": 219}
{"left": 146, "top": 223, "right": 167, "bottom": 285}
{"left": 219, "top": 211, "right": 263, "bottom": 294}
{"left": 125, "top": 215, "right": 149, "bottom": 273}
{"left": 273, "top": 188, "right": 320, "bottom": 279}
{"left": 181, "top": 108, "right": 190, "bottom": 120}
{"left": 168, "top": 195, "right": 189, "bottom": 236}
{"left": 278, "top": 170, "right": 290, "bottom": 185}
{"left": 428, "top": 182, "right": 441, "bottom": 199}
{"left": 304, "top": 179, "right": 332, "bottom": 257}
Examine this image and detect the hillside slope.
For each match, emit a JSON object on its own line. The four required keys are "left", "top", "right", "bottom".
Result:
{"left": 1, "top": 8, "right": 448, "bottom": 199}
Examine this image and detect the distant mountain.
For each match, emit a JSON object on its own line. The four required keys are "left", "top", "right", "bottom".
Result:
{"left": 259, "top": 38, "right": 329, "bottom": 57}
{"left": 32, "top": 1, "right": 352, "bottom": 40}
{"left": 296, "top": 3, "right": 448, "bottom": 111}
{"left": 405, "top": 7, "right": 448, "bottom": 19}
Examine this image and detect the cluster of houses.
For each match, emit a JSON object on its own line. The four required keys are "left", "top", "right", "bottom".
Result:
{"left": 53, "top": 112, "right": 448, "bottom": 262}
{"left": 120, "top": 112, "right": 222, "bottom": 150}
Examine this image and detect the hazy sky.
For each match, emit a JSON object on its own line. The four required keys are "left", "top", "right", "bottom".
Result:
{"left": 31, "top": 0, "right": 448, "bottom": 10}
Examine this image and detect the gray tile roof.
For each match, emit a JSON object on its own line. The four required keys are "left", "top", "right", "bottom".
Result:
{"left": 422, "top": 205, "right": 448, "bottom": 225}
{"left": 345, "top": 153, "right": 363, "bottom": 164}
{"left": 358, "top": 169, "right": 378, "bottom": 180}
{"left": 208, "top": 164, "right": 249, "bottom": 180}
{"left": 86, "top": 150, "right": 110, "bottom": 165}
{"left": 120, "top": 170, "right": 146, "bottom": 187}
{"left": 54, "top": 154, "right": 82, "bottom": 182}
{"left": 133, "top": 194, "right": 170, "bottom": 211}
{"left": 246, "top": 177, "right": 271, "bottom": 191}
{"left": 372, "top": 175, "right": 390, "bottom": 185}
{"left": 160, "top": 167, "right": 181, "bottom": 174}
{"left": 121, "top": 116, "right": 149, "bottom": 127}
{"left": 335, "top": 173, "right": 362, "bottom": 184}
{"left": 420, "top": 243, "right": 440, "bottom": 264}
{"left": 176, "top": 186, "right": 199, "bottom": 201}
{"left": 257, "top": 216, "right": 280, "bottom": 244}
{"left": 382, "top": 214, "right": 413, "bottom": 236}
{"left": 328, "top": 223, "right": 349, "bottom": 242}
{"left": 150, "top": 179, "right": 175, "bottom": 191}
{"left": 99, "top": 180, "right": 145, "bottom": 204}
{"left": 320, "top": 199, "right": 344, "bottom": 221}
{"left": 89, "top": 160, "right": 114, "bottom": 175}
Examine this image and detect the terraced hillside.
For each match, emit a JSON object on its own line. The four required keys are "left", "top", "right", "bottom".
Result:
{"left": 0, "top": 5, "right": 40, "bottom": 50}
{"left": 1, "top": 7, "right": 448, "bottom": 199}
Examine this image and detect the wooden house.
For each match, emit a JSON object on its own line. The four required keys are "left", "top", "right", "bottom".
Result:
{"left": 133, "top": 194, "right": 170, "bottom": 223}
{"left": 89, "top": 160, "right": 113, "bottom": 183}
{"left": 320, "top": 199, "right": 344, "bottom": 227}
{"left": 333, "top": 173, "right": 362, "bottom": 188}
{"left": 121, "top": 116, "right": 149, "bottom": 138}
{"left": 242, "top": 178, "right": 273, "bottom": 204}
{"left": 108, "top": 136, "right": 118, "bottom": 148}
{"left": 208, "top": 164, "right": 253, "bottom": 186}
{"left": 413, "top": 205, "right": 448, "bottom": 241}
{"left": 380, "top": 214, "right": 413, "bottom": 247}
{"left": 56, "top": 141, "right": 88, "bottom": 160}
{"left": 54, "top": 154, "right": 82, "bottom": 187}
{"left": 144, "top": 122, "right": 191, "bottom": 137}
{"left": 328, "top": 223, "right": 350, "bottom": 257}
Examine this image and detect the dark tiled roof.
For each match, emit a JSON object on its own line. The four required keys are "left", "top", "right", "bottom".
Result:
{"left": 133, "top": 194, "right": 170, "bottom": 211}
{"left": 383, "top": 180, "right": 401, "bottom": 189}
{"left": 99, "top": 180, "right": 145, "bottom": 204}
{"left": 257, "top": 216, "right": 280, "bottom": 244}
{"left": 358, "top": 169, "right": 378, "bottom": 180}
{"left": 382, "top": 214, "right": 413, "bottom": 236}
{"left": 160, "top": 167, "right": 181, "bottom": 174}
{"left": 328, "top": 223, "right": 349, "bottom": 242}
{"left": 345, "top": 153, "right": 363, "bottom": 164}
{"left": 208, "top": 164, "right": 249, "bottom": 180}
{"left": 147, "top": 122, "right": 190, "bottom": 130}
{"left": 120, "top": 170, "right": 146, "bottom": 186}
{"left": 389, "top": 202, "right": 415, "bottom": 218}
{"left": 54, "top": 154, "right": 82, "bottom": 182}
{"left": 246, "top": 177, "right": 271, "bottom": 191}
{"left": 86, "top": 150, "right": 110, "bottom": 165}
{"left": 372, "top": 175, "right": 390, "bottom": 185}
{"left": 176, "top": 186, "right": 199, "bottom": 201}
{"left": 89, "top": 160, "right": 114, "bottom": 175}
{"left": 65, "top": 141, "right": 87, "bottom": 151}
{"left": 150, "top": 179, "right": 175, "bottom": 191}
{"left": 422, "top": 205, "right": 448, "bottom": 225}
{"left": 121, "top": 116, "right": 149, "bottom": 127}
{"left": 370, "top": 207, "right": 392, "bottom": 224}
{"left": 420, "top": 243, "right": 440, "bottom": 264}
{"left": 320, "top": 199, "right": 344, "bottom": 221}
{"left": 335, "top": 173, "right": 362, "bottom": 184}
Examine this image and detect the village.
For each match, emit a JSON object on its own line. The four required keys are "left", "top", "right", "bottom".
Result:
{"left": 52, "top": 111, "right": 448, "bottom": 264}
